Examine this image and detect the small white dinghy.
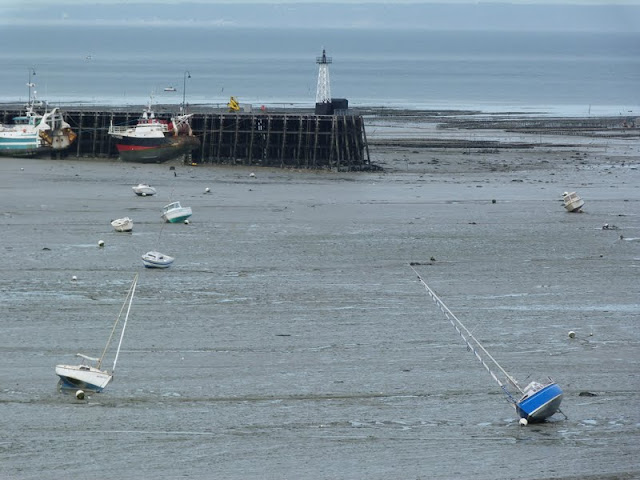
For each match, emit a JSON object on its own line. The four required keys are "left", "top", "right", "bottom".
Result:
{"left": 132, "top": 183, "right": 157, "bottom": 196}
{"left": 111, "top": 217, "right": 133, "bottom": 232}
{"left": 562, "top": 191, "right": 584, "bottom": 212}
{"left": 142, "top": 251, "right": 174, "bottom": 268}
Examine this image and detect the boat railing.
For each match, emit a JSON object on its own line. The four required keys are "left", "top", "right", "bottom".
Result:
{"left": 108, "top": 125, "right": 131, "bottom": 135}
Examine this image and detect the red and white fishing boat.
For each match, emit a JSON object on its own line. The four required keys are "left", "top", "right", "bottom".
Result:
{"left": 108, "top": 99, "right": 199, "bottom": 163}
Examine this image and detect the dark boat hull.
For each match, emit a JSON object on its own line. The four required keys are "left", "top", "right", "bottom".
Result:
{"left": 115, "top": 135, "right": 199, "bottom": 163}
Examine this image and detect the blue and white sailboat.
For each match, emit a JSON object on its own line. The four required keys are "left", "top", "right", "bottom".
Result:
{"left": 410, "top": 266, "right": 564, "bottom": 424}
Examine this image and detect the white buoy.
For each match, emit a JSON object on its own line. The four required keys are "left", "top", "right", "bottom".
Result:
{"left": 568, "top": 330, "right": 576, "bottom": 339}
{"left": 519, "top": 418, "right": 528, "bottom": 426}
{"left": 184, "top": 219, "right": 190, "bottom": 225}
{"left": 72, "top": 275, "right": 77, "bottom": 281}
{"left": 205, "top": 187, "right": 210, "bottom": 193}
{"left": 98, "top": 240, "right": 105, "bottom": 247}
{"left": 249, "top": 172, "right": 256, "bottom": 177}
{"left": 142, "top": 192, "right": 147, "bottom": 196}
{"left": 75, "top": 390, "right": 85, "bottom": 400}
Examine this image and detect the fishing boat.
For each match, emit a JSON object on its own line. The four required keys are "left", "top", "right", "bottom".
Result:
{"left": 142, "top": 251, "right": 174, "bottom": 268}
{"left": 108, "top": 98, "right": 199, "bottom": 163}
{"left": 161, "top": 201, "right": 192, "bottom": 223}
{"left": 410, "top": 266, "right": 564, "bottom": 424}
{"left": 111, "top": 217, "right": 133, "bottom": 232}
{"left": 0, "top": 78, "right": 76, "bottom": 157}
{"left": 132, "top": 183, "right": 157, "bottom": 196}
{"left": 164, "top": 86, "right": 177, "bottom": 92}
{"left": 55, "top": 274, "right": 138, "bottom": 393}
{"left": 562, "top": 191, "right": 584, "bottom": 212}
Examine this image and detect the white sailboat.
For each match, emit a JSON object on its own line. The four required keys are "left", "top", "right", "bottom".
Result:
{"left": 55, "top": 274, "right": 138, "bottom": 393}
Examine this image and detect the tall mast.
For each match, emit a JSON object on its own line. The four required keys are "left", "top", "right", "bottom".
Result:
{"left": 112, "top": 274, "right": 138, "bottom": 373}
{"left": 27, "top": 67, "right": 36, "bottom": 105}
{"left": 410, "top": 266, "right": 523, "bottom": 398}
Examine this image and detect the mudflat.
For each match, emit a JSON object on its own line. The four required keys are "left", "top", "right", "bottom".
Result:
{"left": 0, "top": 112, "right": 638, "bottom": 479}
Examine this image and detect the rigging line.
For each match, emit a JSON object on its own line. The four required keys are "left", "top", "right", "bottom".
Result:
{"left": 410, "top": 265, "right": 524, "bottom": 395}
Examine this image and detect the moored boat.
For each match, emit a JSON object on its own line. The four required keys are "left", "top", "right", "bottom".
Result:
{"left": 111, "top": 217, "right": 133, "bottom": 232}
{"left": 132, "top": 183, "right": 157, "bottom": 196}
{"left": 108, "top": 99, "right": 199, "bottom": 163}
{"left": 142, "top": 251, "right": 174, "bottom": 268}
{"left": 161, "top": 201, "right": 192, "bottom": 223}
{"left": 56, "top": 274, "right": 138, "bottom": 393}
{"left": 0, "top": 89, "right": 76, "bottom": 157}
{"left": 562, "top": 191, "right": 584, "bottom": 212}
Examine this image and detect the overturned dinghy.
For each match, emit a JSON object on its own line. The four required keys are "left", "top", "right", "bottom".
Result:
{"left": 410, "top": 265, "right": 564, "bottom": 424}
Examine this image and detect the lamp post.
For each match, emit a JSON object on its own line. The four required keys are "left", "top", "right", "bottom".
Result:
{"left": 182, "top": 70, "right": 191, "bottom": 114}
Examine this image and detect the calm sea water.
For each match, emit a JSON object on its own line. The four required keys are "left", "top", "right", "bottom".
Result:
{"left": 0, "top": 26, "right": 639, "bottom": 115}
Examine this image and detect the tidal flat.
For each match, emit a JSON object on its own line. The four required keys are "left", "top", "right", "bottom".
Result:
{"left": 1, "top": 113, "right": 639, "bottom": 479}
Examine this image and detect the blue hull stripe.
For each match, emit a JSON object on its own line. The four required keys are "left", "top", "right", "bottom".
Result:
{"left": 516, "top": 383, "right": 563, "bottom": 422}
{"left": 57, "top": 375, "right": 104, "bottom": 392}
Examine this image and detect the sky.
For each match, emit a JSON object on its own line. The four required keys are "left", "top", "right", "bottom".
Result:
{"left": 0, "top": 1, "right": 638, "bottom": 30}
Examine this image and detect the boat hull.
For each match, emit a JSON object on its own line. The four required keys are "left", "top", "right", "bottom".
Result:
{"left": 55, "top": 364, "right": 112, "bottom": 392}
{"left": 0, "top": 134, "right": 45, "bottom": 157}
{"left": 516, "top": 383, "right": 563, "bottom": 422}
{"left": 565, "top": 199, "right": 585, "bottom": 212}
{"left": 142, "top": 251, "right": 174, "bottom": 268}
{"left": 111, "top": 217, "right": 133, "bottom": 232}
{"left": 162, "top": 208, "right": 192, "bottom": 223}
{"left": 132, "top": 184, "right": 157, "bottom": 196}
{"left": 115, "top": 135, "right": 199, "bottom": 163}
{"left": 563, "top": 192, "right": 585, "bottom": 212}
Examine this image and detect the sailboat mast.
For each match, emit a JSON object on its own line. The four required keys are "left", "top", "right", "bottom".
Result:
{"left": 112, "top": 274, "right": 138, "bottom": 373}
{"left": 410, "top": 266, "right": 524, "bottom": 396}
{"left": 97, "top": 274, "right": 138, "bottom": 369}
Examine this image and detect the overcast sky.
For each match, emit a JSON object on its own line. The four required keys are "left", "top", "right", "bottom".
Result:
{"left": 0, "top": 1, "right": 638, "bottom": 30}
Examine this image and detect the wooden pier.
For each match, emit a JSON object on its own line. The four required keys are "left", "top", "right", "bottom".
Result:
{"left": 1, "top": 107, "right": 372, "bottom": 171}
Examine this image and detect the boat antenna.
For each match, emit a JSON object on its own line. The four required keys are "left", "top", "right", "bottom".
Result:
{"left": 112, "top": 273, "right": 138, "bottom": 373}
{"left": 409, "top": 265, "right": 524, "bottom": 400}
{"left": 97, "top": 273, "right": 138, "bottom": 370}
{"left": 27, "top": 67, "right": 36, "bottom": 106}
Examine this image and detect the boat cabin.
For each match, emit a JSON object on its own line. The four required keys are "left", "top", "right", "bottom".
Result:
{"left": 163, "top": 202, "right": 182, "bottom": 213}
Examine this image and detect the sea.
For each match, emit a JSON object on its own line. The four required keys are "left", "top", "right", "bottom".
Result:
{"left": 0, "top": 26, "right": 639, "bottom": 116}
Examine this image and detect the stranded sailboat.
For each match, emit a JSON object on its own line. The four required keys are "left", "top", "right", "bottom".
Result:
{"left": 410, "top": 266, "right": 563, "bottom": 424}
{"left": 55, "top": 274, "right": 138, "bottom": 393}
